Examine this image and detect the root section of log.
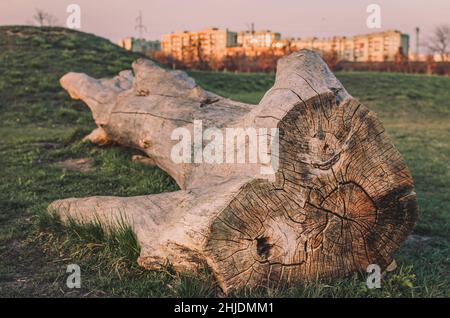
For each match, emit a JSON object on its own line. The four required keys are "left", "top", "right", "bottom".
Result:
{"left": 49, "top": 50, "right": 418, "bottom": 293}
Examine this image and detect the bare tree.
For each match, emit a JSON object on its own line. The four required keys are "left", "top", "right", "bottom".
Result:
{"left": 33, "top": 9, "right": 58, "bottom": 27}
{"left": 426, "top": 24, "right": 450, "bottom": 62}
{"left": 46, "top": 14, "right": 59, "bottom": 27}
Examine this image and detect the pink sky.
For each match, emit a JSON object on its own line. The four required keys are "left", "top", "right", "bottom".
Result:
{"left": 1, "top": 0, "right": 449, "bottom": 53}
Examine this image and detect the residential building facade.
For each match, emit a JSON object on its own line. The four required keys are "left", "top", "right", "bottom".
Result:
{"left": 117, "top": 37, "right": 161, "bottom": 54}
{"left": 237, "top": 30, "right": 281, "bottom": 48}
{"left": 161, "top": 28, "right": 237, "bottom": 64}
{"left": 291, "top": 30, "right": 409, "bottom": 62}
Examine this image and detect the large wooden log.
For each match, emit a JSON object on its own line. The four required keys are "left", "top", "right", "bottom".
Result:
{"left": 49, "top": 50, "right": 418, "bottom": 293}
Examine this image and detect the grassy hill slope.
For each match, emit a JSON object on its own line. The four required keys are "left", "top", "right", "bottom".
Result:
{"left": 0, "top": 26, "right": 449, "bottom": 297}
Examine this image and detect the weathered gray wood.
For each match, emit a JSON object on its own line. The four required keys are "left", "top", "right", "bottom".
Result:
{"left": 49, "top": 49, "right": 418, "bottom": 293}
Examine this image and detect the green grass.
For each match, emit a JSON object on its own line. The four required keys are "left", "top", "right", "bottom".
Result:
{"left": 0, "top": 26, "right": 449, "bottom": 297}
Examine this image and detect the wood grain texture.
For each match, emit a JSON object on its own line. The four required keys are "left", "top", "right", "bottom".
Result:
{"left": 49, "top": 50, "right": 418, "bottom": 293}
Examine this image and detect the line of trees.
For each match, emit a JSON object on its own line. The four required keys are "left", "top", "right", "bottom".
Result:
{"left": 153, "top": 50, "right": 450, "bottom": 76}
{"left": 152, "top": 51, "right": 286, "bottom": 73}
{"left": 152, "top": 46, "right": 293, "bottom": 73}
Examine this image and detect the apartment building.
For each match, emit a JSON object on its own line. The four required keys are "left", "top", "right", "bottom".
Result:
{"left": 237, "top": 30, "right": 281, "bottom": 48}
{"left": 225, "top": 39, "right": 290, "bottom": 57}
{"left": 161, "top": 28, "right": 237, "bottom": 63}
{"left": 117, "top": 37, "right": 161, "bottom": 54}
{"left": 291, "top": 30, "right": 409, "bottom": 62}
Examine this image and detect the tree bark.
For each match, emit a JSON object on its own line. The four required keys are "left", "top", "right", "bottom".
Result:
{"left": 49, "top": 50, "right": 418, "bottom": 293}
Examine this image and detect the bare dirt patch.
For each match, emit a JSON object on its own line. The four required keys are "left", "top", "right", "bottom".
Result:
{"left": 55, "top": 158, "right": 93, "bottom": 173}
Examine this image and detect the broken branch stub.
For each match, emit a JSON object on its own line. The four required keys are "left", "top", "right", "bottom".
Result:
{"left": 49, "top": 50, "right": 418, "bottom": 293}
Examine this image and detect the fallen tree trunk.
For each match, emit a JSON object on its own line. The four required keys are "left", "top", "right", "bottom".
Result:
{"left": 49, "top": 50, "right": 418, "bottom": 293}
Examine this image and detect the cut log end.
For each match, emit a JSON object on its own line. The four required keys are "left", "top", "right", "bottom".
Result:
{"left": 49, "top": 50, "right": 418, "bottom": 294}
{"left": 204, "top": 93, "right": 417, "bottom": 291}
